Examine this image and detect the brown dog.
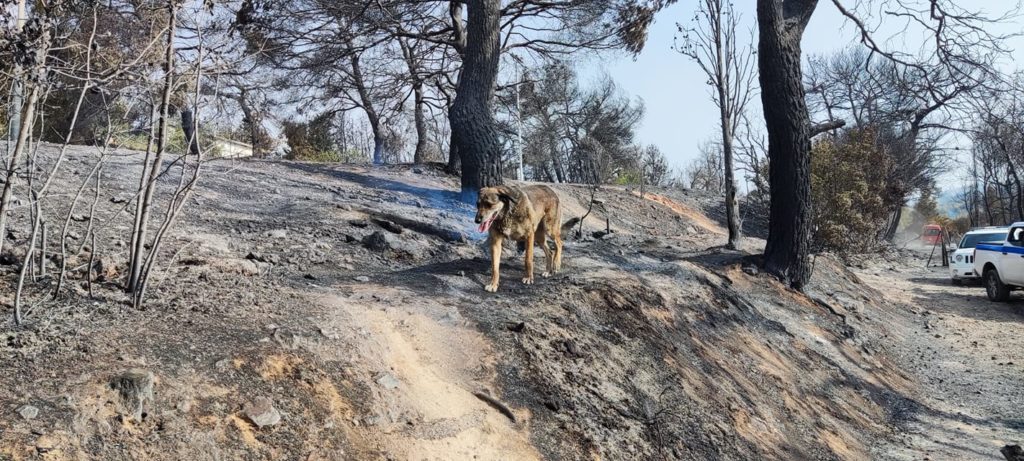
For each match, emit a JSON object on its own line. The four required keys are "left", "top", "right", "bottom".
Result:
{"left": 475, "top": 185, "right": 577, "bottom": 292}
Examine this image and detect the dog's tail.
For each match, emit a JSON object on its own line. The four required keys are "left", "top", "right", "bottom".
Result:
{"left": 561, "top": 217, "right": 581, "bottom": 235}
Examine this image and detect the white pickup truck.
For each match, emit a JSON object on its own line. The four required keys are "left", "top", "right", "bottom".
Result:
{"left": 974, "top": 223, "right": 1024, "bottom": 301}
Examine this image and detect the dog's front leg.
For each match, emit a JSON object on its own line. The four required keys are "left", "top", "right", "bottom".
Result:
{"left": 522, "top": 233, "right": 535, "bottom": 285}
{"left": 485, "top": 235, "right": 503, "bottom": 292}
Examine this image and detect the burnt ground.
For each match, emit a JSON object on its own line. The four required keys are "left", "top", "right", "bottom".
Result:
{"left": 0, "top": 143, "right": 1020, "bottom": 460}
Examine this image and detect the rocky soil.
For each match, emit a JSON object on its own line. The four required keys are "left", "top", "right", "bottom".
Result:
{"left": 0, "top": 143, "right": 1020, "bottom": 460}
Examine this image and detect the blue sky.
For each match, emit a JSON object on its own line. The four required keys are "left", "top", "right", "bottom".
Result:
{"left": 580, "top": 0, "right": 1024, "bottom": 182}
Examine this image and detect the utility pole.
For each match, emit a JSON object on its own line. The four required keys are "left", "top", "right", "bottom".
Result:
{"left": 7, "top": 0, "right": 27, "bottom": 146}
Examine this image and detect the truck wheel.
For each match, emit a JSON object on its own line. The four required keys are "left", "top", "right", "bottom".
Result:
{"left": 985, "top": 268, "right": 1011, "bottom": 302}
{"left": 951, "top": 278, "right": 962, "bottom": 286}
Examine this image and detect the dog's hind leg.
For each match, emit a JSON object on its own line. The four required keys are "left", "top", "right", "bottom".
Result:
{"left": 522, "top": 231, "right": 535, "bottom": 285}
{"left": 485, "top": 235, "right": 503, "bottom": 292}
{"left": 548, "top": 212, "right": 564, "bottom": 273}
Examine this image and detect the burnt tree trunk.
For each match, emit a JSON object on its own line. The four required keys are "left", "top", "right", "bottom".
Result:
{"left": 237, "top": 88, "right": 270, "bottom": 157}
{"left": 757, "top": 0, "right": 818, "bottom": 290}
{"left": 449, "top": 0, "right": 503, "bottom": 201}
{"left": 883, "top": 205, "right": 903, "bottom": 241}
{"left": 399, "top": 38, "right": 429, "bottom": 164}
{"left": 181, "top": 109, "right": 200, "bottom": 156}
{"left": 351, "top": 54, "right": 385, "bottom": 164}
{"left": 447, "top": 134, "right": 462, "bottom": 173}
{"left": 413, "top": 82, "right": 428, "bottom": 163}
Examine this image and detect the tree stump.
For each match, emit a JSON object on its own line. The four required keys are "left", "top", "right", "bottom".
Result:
{"left": 110, "top": 369, "right": 155, "bottom": 422}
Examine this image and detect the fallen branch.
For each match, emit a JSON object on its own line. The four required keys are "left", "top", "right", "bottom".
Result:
{"left": 472, "top": 390, "right": 517, "bottom": 423}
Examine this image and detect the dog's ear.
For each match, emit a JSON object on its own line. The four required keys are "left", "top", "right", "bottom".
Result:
{"left": 495, "top": 185, "right": 519, "bottom": 205}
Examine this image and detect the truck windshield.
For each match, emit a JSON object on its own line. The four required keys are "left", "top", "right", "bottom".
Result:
{"left": 959, "top": 232, "right": 1007, "bottom": 249}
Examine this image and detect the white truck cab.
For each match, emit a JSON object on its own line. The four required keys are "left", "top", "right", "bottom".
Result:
{"left": 950, "top": 227, "right": 1008, "bottom": 285}
{"left": 973, "top": 223, "right": 1024, "bottom": 301}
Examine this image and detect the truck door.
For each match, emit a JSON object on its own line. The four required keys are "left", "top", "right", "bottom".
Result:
{"left": 1000, "top": 226, "right": 1024, "bottom": 285}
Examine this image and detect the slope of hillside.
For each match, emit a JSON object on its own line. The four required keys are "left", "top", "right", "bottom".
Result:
{"left": 0, "top": 144, "right": 1013, "bottom": 460}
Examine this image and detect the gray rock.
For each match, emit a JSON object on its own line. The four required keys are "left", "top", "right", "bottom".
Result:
{"left": 362, "top": 231, "right": 392, "bottom": 252}
{"left": 267, "top": 229, "right": 288, "bottom": 239}
{"left": 354, "top": 276, "right": 370, "bottom": 283}
{"left": 376, "top": 373, "right": 400, "bottom": 390}
{"left": 110, "top": 369, "right": 155, "bottom": 422}
{"left": 243, "top": 396, "right": 281, "bottom": 428}
{"left": 17, "top": 404, "right": 39, "bottom": 420}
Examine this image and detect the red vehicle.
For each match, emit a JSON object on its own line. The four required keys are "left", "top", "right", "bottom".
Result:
{"left": 922, "top": 224, "right": 943, "bottom": 245}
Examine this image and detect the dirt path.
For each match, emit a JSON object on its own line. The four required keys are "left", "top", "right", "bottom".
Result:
{"left": 309, "top": 286, "right": 540, "bottom": 460}
{"left": 856, "top": 262, "right": 1024, "bottom": 460}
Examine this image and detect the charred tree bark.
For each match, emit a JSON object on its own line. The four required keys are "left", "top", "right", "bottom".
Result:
{"left": 413, "top": 82, "right": 428, "bottom": 163}
{"left": 883, "top": 206, "right": 903, "bottom": 241}
{"left": 447, "top": 134, "right": 462, "bottom": 173}
{"left": 351, "top": 54, "right": 385, "bottom": 164}
{"left": 721, "top": 117, "right": 741, "bottom": 249}
{"left": 181, "top": 109, "right": 201, "bottom": 156}
{"left": 399, "top": 38, "right": 429, "bottom": 164}
{"left": 237, "top": 88, "right": 270, "bottom": 157}
{"left": 449, "top": 0, "right": 503, "bottom": 201}
{"left": 757, "top": 0, "right": 818, "bottom": 290}
{"left": 0, "top": 19, "right": 50, "bottom": 256}
{"left": 128, "top": 2, "right": 176, "bottom": 293}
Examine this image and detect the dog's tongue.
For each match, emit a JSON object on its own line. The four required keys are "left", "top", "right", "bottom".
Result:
{"left": 478, "top": 215, "right": 494, "bottom": 233}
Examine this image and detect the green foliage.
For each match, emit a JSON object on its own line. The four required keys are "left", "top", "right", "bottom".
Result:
{"left": 914, "top": 186, "right": 940, "bottom": 221}
{"left": 282, "top": 112, "right": 338, "bottom": 162}
{"left": 811, "top": 127, "right": 892, "bottom": 252}
{"left": 614, "top": 171, "right": 641, "bottom": 185}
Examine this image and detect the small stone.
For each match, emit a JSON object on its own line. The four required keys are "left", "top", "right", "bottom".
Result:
{"left": 35, "top": 434, "right": 58, "bottom": 453}
{"left": 18, "top": 405, "right": 39, "bottom": 420}
{"left": 376, "top": 373, "right": 400, "bottom": 390}
{"left": 215, "top": 358, "right": 232, "bottom": 371}
{"left": 354, "top": 276, "right": 370, "bottom": 283}
{"left": 348, "top": 219, "right": 370, "bottom": 228}
{"left": 267, "top": 229, "right": 288, "bottom": 239}
{"left": 742, "top": 265, "right": 759, "bottom": 276}
{"left": 413, "top": 167, "right": 424, "bottom": 174}
{"left": 243, "top": 396, "right": 281, "bottom": 428}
